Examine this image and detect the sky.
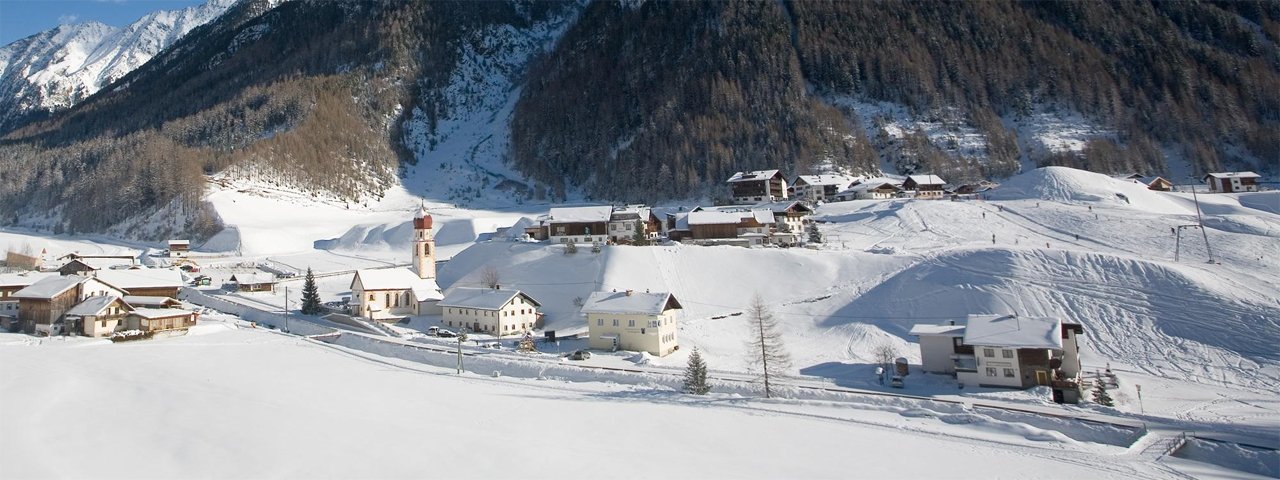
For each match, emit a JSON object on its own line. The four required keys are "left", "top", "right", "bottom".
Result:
{"left": 0, "top": 0, "right": 205, "bottom": 46}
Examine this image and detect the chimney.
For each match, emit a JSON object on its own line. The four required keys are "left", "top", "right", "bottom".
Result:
{"left": 625, "top": 289, "right": 633, "bottom": 296}
{"left": 494, "top": 284, "right": 500, "bottom": 290}
{"left": 949, "top": 320, "right": 955, "bottom": 326}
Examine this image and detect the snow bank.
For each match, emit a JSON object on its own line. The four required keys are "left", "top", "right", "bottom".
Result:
{"left": 988, "top": 167, "right": 1192, "bottom": 214}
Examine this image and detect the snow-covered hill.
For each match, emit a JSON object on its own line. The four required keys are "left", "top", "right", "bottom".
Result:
{"left": 0, "top": 0, "right": 236, "bottom": 132}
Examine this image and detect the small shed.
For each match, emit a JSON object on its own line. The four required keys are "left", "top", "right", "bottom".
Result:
{"left": 230, "top": 273, "right": 276, "bottom": 293}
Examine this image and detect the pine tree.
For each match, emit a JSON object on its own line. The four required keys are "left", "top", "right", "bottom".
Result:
{"left": 632, "top": 221, "right": 649, "bottom": 246}
{"left": 300, "top": 267, "right": 322, "bottom": 315}
{"left": 745, "top": 294, "right": 791, "bottom": 398}
{"left": 683, "top": 347, "right": 711, "bottom": 395}
{"left": 807, "top": 222, "right": 823, "bottom": 243}
{"left": 1092, "top": 381, "right": 1114, "bottom": 407}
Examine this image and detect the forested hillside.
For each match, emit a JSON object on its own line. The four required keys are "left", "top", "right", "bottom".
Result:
{"left": 514, "top": 0, "right": 1278, "bottom": 201}
{"left": 0, "top": 0, "right": 1275, "bottom": 239}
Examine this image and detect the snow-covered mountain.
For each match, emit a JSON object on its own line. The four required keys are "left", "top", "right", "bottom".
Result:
{"left": 0, "top": 0, "right": 237, "bottom": 132}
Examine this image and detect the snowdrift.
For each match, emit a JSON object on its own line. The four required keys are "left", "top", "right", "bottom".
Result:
{"left": 988, "top": 167, "right": 1192, "bottom": 215}
{"left": 833, "top": 247, "right": 1280, "bottom": 389}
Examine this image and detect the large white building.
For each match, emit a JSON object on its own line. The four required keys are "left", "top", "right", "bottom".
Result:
{"left": 350, "top": 206, "right": 443, "bottom": 322}
{"left": 582, "top": 290, "right": 682, "bottom": 356}
{"left": 910, "top": 314, "right": 1084, "bottom": 403}
{"left": 439, "top": 287, "right": 541, "bottom": 336}
{"left": 791, "top": 174, "right": 853, "bottom": 203}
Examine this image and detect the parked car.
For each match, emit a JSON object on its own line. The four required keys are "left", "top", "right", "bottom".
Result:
{"left": 425, "top": 326, "right": 440, "bottom": 336}
{"left": 567, "top": 350, "right": 591, "bottom": 360}
{"left": 435, "top": 329, "right": 457, "bottom": 338}
{"left": 890, "top": 375, "right": 904, "bottom": 388}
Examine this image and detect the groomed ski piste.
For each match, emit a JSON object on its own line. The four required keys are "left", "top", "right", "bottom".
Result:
{"left": 2, "top": 166, "right": 1277, "bottom": 479}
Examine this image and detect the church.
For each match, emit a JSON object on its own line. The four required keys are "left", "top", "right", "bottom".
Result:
{"left": 350, "top": 206, "right": 444, "bottom": 322}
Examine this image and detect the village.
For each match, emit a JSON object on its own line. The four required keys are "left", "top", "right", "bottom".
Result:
{"left": 1, "top": 167, "right": 1267, "bottom": 411}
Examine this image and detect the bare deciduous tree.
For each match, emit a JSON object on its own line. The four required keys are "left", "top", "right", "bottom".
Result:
{"left": 481, "top": 265, "right": 500, "bottom": 289}
{"left": 872, "top": 340, "right": 900, "bottom": 383}
{"left": 745, "top": 294, "right": 791, "bottom": 398}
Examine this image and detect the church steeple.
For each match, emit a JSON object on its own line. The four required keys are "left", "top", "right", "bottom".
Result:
{"left": 412, "top": 204, "right": 435, "bottom": 280}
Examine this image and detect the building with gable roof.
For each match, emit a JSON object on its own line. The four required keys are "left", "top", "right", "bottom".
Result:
{"left": 439, "top": 287, "right": 541, "bottom": 335}
{"left": 350, "top": 206, "right": 443, "bottom": 322}
{"left": 582, "top": 290, "right": 682, "bottom": 356}
{"left": 903, "top": 174, "right": 947, "bottom": 199}
{"left": 791, "top": 174, "right": 854, "bottom": 202}
{"left": 910, "top": 314, "right": 1085, "bottom": 403}
{"left": 727, "top": 170, "right": 788, "bottom": 204}
{"left": 1203, "top": 172, "right": 1261, "bottom": 193}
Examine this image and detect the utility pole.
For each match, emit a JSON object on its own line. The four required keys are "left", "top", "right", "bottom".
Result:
{"left": 283, "top": 286, "right": 290, "bottom": 333}
{"left": 1136, "top": 384, "right": 1144, "bottom": 414}
{"left": 1187, "top": 179, "right": 1215, "bottom": 263}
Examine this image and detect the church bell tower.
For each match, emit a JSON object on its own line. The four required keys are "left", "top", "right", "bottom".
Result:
{"left": 412, "top": 205, "right": 435, "bottom": 280}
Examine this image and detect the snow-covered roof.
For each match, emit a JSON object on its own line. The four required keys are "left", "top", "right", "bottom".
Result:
{"left": 906, "top": 174, "right": 946, "bottom": 186}
{"left": 610, "top": 205, "right": 651, "bottom": 221}
{"left": 794, "top": 174, "right": 852, "bottom": 187}
{"left": 13, "top": 276, "right": 85, "bottom": 299}
{"left": 962, "top": 314, "right": 1064, "bottom": 350}
{"left": 1205, "top": 172, "right": 1260, "bottom": 179}
{"left": 62, "top": 258, "right": 133, "bottom": 271}
{"left": 167, "top": 239, "right": 190, "bottom": 247}
{"left": 439, "top": 287, "right": 539, "bottom": 310}
{"left": 95, "top": 268, "right": 183, "bottom": 289}
{"left": 908, "top": 323, "right": 966, "bottom": 337}
{"left": 581, "top": 291, "right": 681, "bottom": 316}
{"left": 352, "top": 268, "right": 442, "bottom": 301}
{"left": 750, "top": 209, "right": 775, "bottom": 225}
{"left": 548, "top": 206, "right": 613, "bottom": 224}
{"left": 1137, "top": 176, "right": 1169, "bottom": 186}
{"left": 651, "top": 206, "right": 701, "bottom": 219}
{"left": 65, "top": 295, "right": 128, "bottom": 317}
{"left": 230, "top": 272, "right": 276, "bottom": 285}
{"left": 123, "top": 295, "right": 180, "bottom": 308}
{"left": 131, "top": 307, "right": 194, "bottom": 319}
{"left": 727, "top": 170, "right": 781, "bottom": 183}
{"left": 841, "top": 181, "right": 902, "bottom": 194}
{"left": 672, "top": 212, "right": 692, "bottom": 231}
{"left": 687, "top": 211, "right": 746, "bottom": 226}
{"left": 0, "top": 271, "right": 58, "bottom": 288}
{"left": 755, "top": 200, "right": 813, "bottom": 214}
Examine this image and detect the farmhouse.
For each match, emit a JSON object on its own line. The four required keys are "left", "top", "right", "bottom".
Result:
{"left": 439, "top": 287, "right": 541, "bottom": 335}
{"left": 57, "top": 257, "right": 134, "bottom": 276}
{"left": 94, "top": 268, "right": 184, "bottom": 298}
{"left": 910, "top": 314, "right": 1085, "bottom": 403}
{"left": 582, "top": 290, "right": 682, "bottom": 356}
{"left": 791, "top": 174, "right": 853, "bottom": 203}
{"left": 229, "top": 272, "right": 276, "bottom": 293}
{"left": 757, "top": 200, "right": 813, "bottom": 236}
{"left": 64, "top": 295, "right": 133, "bottom": 338}
{"left": 545, "top": 206, "right": 612, "bottom": 244}
{"left": 350, "top": 206, "right": 443, "bottom": 321}
{"left": 836, "top": 178, "right": 903, "bottom": 201}
{"left": 727, "top": 170, "right": 788, "bottom": 204}
{"left": 0, "top": 272, "right": 58, "bottom": 324}
{"left": 167, "top": 240, "right": 191, "bottom": 257}
{"left": 1203, "top": 172, "right": 1260, "bottom": 193}
{"left": 608, "top": 205, "right": 659, "bottom": 243}
{"left": 1135, "top": 176, "right": 1173, "bottom": 191}
{"left": 12, "top": 275, "right": 125, "bottom": 335}
{"left": 903, "top": 174, "right": 947, "bottom": 199}
{"left": 126, "top": 308, "right": 198, "bottom": 333}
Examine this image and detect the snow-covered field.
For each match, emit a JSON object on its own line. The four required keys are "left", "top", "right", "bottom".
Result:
{"left": 2, "top": 166, "right": 1277, "bottom": 478}
{"left": 0, "top": 324, "right": 1226, "bottom": 479}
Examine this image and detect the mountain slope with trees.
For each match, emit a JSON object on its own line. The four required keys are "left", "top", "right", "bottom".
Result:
{"left": 0, "top": 0, "right": 1275, "bottom": 239}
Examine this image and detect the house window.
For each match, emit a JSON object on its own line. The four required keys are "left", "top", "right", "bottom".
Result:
{"left": 597, "top": 319, "right": 603, "bottom": 326}
{"left": 628, "top": 320, "right": 635, "bottom": 327}
{"left": 1003, "top": 368, "right": 1016, "bottom": 378}
{"left": 1002, "top": 350, "right": 1014, "bottom": 359}
{"left": 612, "top": 319, "right": 619, "bottom": 327}
{"left": 983, "top": 348, "right": 995, "bottom": 357}
{"left": 985, "top": 367, "right": 997, "bottom": 377}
